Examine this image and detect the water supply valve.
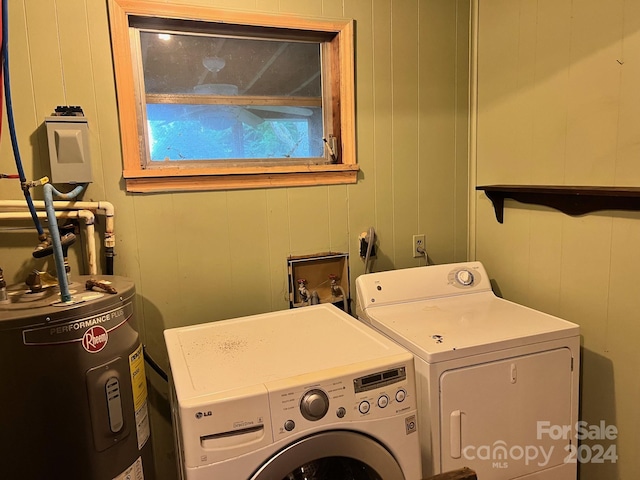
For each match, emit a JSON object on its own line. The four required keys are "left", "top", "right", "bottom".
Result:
{"left": 297, "top": 278, "right": 310, "bottom": 303}
{"left": 329, "top": 274, "right": 340, "bottom": 297}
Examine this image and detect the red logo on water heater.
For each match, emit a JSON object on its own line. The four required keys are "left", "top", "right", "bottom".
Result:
{"left": 82, "top": 326, "right": 108, "bottom": 353}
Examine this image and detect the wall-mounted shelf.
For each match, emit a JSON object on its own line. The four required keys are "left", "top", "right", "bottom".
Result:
{"left": 476, "top": 185, "right": 640, "bottom": 223}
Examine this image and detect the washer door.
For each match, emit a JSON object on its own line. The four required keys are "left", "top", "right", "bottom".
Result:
{"left": 250, "top": 431, "right": 405, "bottom": 480}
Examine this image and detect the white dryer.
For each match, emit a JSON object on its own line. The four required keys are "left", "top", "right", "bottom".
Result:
{"left": 356, "top": 261, "right": 580, "bottom": 480}
{"left": 164, "top": 303, "right": 421, "bottom": 480}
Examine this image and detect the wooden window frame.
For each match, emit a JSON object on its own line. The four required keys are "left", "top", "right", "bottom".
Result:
{"left": 107, "top": 0, "right": 357, "bottom": 193}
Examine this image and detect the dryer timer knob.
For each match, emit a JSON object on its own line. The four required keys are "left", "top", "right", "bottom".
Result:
{"left": 455, "top": 269, "right": 474, "bottom": 286}
{"left": 300, "top": 389, "right": 330, "bottom": 421}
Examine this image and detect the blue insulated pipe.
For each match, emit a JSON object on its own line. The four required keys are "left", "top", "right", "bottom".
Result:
{"left": 44, "top": 183, "right": 87, "bottom": 302}
{"left": 2, "top": 0, "right": 45, "bottom": 237}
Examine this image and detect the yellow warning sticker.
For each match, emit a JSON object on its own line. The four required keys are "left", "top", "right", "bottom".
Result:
{"left": 129, "top": 344, "right": 147, "bottom": 410}
{"left": 129, "top": 344, "right": 150, "bottom": 449}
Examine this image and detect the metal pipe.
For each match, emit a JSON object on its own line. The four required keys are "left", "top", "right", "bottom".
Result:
{"left": 0, "top": 199, "right": 114, "bottom": 274}
{"left": 0, "top": 210, "right": 97, "bottom": 275}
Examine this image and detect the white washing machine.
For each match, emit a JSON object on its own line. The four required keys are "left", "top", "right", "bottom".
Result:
{"left": 356, "top": 261, "right": 580, "bottom": 480}
{"left": 164, "top": 303, "right": 422, "bottom": 480}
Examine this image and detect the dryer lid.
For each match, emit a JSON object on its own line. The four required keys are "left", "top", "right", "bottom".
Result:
{"left": 359, "top": 292, "right": 579, "bottom": 363}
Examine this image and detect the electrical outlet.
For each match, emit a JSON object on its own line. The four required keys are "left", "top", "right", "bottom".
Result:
{"left": 412, "top": 234, "right": 425, "bottom": 258}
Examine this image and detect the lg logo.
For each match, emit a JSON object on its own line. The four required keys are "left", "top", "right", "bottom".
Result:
{"left": 195, "top": 411, "right": 212, "bottom": 419}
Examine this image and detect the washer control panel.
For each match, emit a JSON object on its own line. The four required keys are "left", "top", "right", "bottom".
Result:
{"left": 269, "top": 362, "right": 415, "bottom": 440}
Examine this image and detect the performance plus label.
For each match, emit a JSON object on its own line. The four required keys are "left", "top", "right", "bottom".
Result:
{"left": 22, "top": 302, "right": 133, "bottom": 345}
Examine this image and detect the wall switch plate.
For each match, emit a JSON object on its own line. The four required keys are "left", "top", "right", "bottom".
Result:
{"left": 412, "top": 234, "right": 425, "bottom": 258}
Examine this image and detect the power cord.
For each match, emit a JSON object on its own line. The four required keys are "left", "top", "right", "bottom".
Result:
{"left": 360, "top": 227, "right": 376, "bottom": 273}
{"left": 143, "top": 344, "right": 168, "bottom": 382}
{"left": 417, "top": 245, "right": 429, "bottom": 266}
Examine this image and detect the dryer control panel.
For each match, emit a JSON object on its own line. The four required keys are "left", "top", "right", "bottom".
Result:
{"left": 268, "top": 358, "right": 416, "bottom": 441}
{"left": 356, "top": 261, "right": 492, "bottom": 310}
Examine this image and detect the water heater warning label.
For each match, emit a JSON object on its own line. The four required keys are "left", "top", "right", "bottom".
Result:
{"left": 129, "top": 344, "right": 150, "bottom": 449}
{"left": 113, "top": 456, "right": 144, "bottom": 480}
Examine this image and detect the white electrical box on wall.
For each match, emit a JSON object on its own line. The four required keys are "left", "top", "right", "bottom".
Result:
{"left": 45, "top": 106, "right": 92, "bottom": 184}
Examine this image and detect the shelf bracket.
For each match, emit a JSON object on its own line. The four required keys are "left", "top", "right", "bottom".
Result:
{"left": 477, "top": 185, "right": 640, "bottom": 223}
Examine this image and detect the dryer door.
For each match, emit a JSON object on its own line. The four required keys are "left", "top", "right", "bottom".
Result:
{"left": 250, "top": 430, "right": 405, "bottom": 480}
{"left": 439, "top": 347, "right": 574, "bottom": 479}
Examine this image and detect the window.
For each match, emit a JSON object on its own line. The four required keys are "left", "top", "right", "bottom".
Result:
{"left": 108, "top": 0, "right": 357, "bottom": 192}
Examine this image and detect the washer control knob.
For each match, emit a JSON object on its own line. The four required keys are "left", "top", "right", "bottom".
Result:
{"left": 300, "top": 389, "right": 329, "bottom": 421}
{"left": 359, "top": 400, "right": 371, "bottom": 415}
{"left": 284, "top": 420, "right": 295, "bottom": 431}
{"left": 395, "top": 389, "right": 406, "bottom": 403}
{"left": 455, "top": 269, "right": 474, "bottom": 286}
{"left": 378, "top": 395, "right": 389, "bottom": 408}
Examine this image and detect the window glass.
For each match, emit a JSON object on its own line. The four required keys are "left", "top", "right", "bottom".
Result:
{"left": 146, "top": 104, "right": 323, "bottom": 161}
{"left": 140, "top": 31, "right": 324, "bottom": 162}
{"left": 141, "top": 32, "right": 322, "bottom": 97}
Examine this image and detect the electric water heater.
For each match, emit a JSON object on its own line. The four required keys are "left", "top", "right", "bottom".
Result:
{"left": 0, "top": 275, "right": 155, "bottom": 479}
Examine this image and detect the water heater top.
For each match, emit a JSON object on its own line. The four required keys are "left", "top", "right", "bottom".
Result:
{"left": 0, "top": 275, "right": 135, "bottom": 329}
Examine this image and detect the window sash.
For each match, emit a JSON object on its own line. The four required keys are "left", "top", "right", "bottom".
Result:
{"left": 108, "top": 0, "right": 357, "bottom": 192}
